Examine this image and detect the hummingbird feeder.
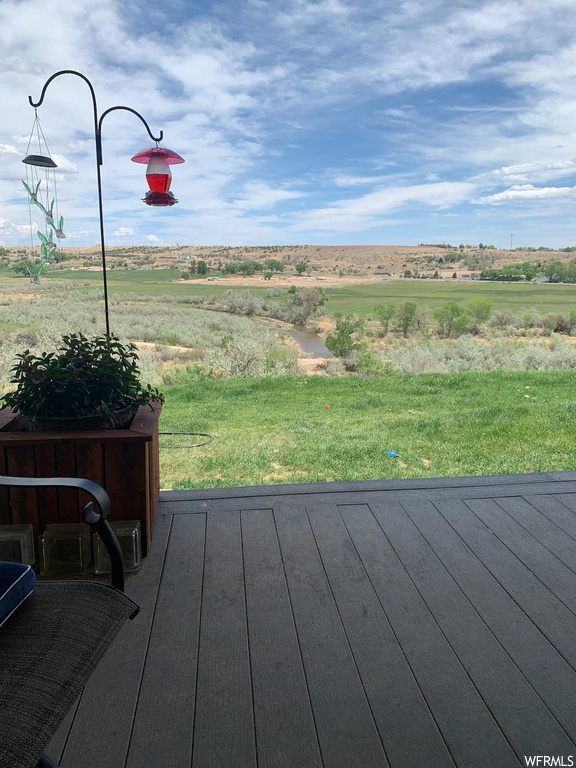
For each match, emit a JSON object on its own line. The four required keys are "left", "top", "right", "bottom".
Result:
{"left": 131, "top": 147, "right": 184, "bottom": 206}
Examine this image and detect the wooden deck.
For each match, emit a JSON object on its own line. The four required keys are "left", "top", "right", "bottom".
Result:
{"left": 50, "top": 471, "right": 576, "bottom": 767}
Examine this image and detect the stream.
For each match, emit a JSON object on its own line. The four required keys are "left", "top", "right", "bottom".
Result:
{"left": 277, "top": 327, "right": 333, "bottom": 358}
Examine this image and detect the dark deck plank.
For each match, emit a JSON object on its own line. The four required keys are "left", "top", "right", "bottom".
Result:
{"left": 192, "top": 510, "right": 256, "bottom": 768}
{"left": 307, "top": 504, "right": 455, "bottom": 768}
{"left": 125, "top": 513, "right": 206, "bottom": 768}
{"left": 158, "top": 481, "right": 576, "bottom": 514}
{"left": 59, "top": 513, "right": 172, "bottom": 768}
{"left": 274, "top": 505, "right": 389, "bottom": 768}
{"left": 466, "top": 497, "right": 576, "bottom": 615}
{"left": 339, "top": 503, "right": 519, "bottom": 768}
{"left": 160, "top": 471, "right": 559, "bottom": 503}
{"left": 496, "top": 496, "right": 576, "bottom": 572}
{"left": 241, "top": 508, "right": 322, "bottom": 768}
{"left": 384, "top": 500, "right": 576, "bottom": 751}
{"left": 525, "top": 493, "right": 576, "bottom": 540}
{"left": 435, "top": 497, "right": 576, "bottom": 670}
{"left": 402, "top": 498, "right": 576, "bottom": 742}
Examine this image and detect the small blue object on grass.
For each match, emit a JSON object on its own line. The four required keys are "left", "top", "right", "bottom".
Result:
{"left": 387, "top": 450, "right": 399, "bottom": 458}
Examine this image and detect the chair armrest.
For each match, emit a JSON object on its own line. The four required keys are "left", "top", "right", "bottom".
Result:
{"left": 0, "top": 475, "right": 126, "bottom": 592}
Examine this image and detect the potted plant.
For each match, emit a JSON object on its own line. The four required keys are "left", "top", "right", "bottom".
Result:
{"left": 0, "top": 333, "right": 163, "bottom": 556}
{"left": 1, "top": 332, "right": 161, "bottom": 431}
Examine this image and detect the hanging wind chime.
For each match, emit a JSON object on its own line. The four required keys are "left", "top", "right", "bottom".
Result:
{"left": 21, "top": 112, "right": 66, "bottom": 283}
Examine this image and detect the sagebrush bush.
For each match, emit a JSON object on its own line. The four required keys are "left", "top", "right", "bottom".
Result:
{"left": 385, "top": 334, "right": 576, "bottom": 374}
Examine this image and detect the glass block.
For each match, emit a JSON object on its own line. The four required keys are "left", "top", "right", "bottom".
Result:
{"left": 39, "top": 523, "right": 91, "bottom": 577}
{"left": 0, "top": 525, "right": 35, "bottom": 565}
{"left": 94, "top": 520, "right": 142, "bottom": 575}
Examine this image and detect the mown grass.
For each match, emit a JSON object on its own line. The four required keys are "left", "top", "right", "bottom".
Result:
{"left": 159, "top": 369, "right": 576, "bottom": 489}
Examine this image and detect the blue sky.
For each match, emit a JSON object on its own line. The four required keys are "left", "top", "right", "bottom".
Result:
{"left": 2, "top": 0, "right": 576, "bottom": 248}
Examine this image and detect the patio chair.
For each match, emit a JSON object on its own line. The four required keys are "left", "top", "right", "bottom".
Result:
{"left": 0, "top": 475, "right": 139, "bottom": 768}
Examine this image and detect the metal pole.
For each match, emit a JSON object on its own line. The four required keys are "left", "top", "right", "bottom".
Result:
{"left": 29, "top": 70, "right": 163, "bottom": 337}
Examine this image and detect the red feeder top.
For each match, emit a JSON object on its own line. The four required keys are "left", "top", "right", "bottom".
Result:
{"left": 130, "top": 147, "right": 185, "bottom": 165}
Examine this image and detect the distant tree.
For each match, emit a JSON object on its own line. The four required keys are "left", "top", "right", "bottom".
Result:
{"left": 396, "top": 301, "right": 418, "bottom": 338}
{"left": 466, "top": 298, "right": 494, "bottom": 325}
{"left": 433, "top": 302, "right": 472, "bottom": 338}
{"left": 452, "top": 272, "right": 458, "bottom": 279}
{"left": 12, "top": 261, "right": 29, "bottom": 276}
{"left": 189, "top": 259, "right": 197, "bottom": 274}
{"left": 238, "top": 260, "right": 261, "bottom": 276}
{"left": 295, "top": 262, "right": 307, "bottom": 275}
{"left": 263, "top": 271, "right": 273, "bottom": 280}
{"left": 197, "top": 260, "right": 208, "bottom": 275}
{"left": 325, "top": 313, "right": 365, "bottom": 357}
{"left": 375, "top": 304, "right": 396, "bottom": 335}
{"left": 264, "top": 259, "right": 285, "bottom": 272}
{"left": 285, "top": 287, "right": 325, "bottom": 324}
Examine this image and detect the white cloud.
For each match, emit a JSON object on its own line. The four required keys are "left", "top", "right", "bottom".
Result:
{"left": 146, "top": 234, "right": 161, "bottom": 242}
{"left": 333, "top": 174, "right": 388, "bottom": 187}
{"left": 231, "top": 182, "right": 305, "bottom": 210}
{"left": 480, "top": 160, "right": 576, "bottom": 185}
{"left": 0, "top": 144, "right": 21, "bottom": 157}
{"left": 293, "top": 181, "right": 477, "bottom": 231}
{"left": 0, "top": 217, "right": 36, "bottom": 240}
{"left": 476, "top": 184, "right": 576, "bottom": 204}
{"left": 113, "top": 226, "right": 135, "bottom": 236}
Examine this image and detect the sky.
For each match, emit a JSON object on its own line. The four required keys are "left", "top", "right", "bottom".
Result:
{"left": 2, "top": 0, "right": 576, "bottom": 249}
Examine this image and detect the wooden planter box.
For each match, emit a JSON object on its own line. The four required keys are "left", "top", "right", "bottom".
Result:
{"left": 0, "top": 399, "right": 162, "bottom": 559}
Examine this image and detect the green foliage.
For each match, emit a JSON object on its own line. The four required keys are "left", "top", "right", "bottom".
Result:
{"left": 466, "top": 298, "right": 494, "bottom": 325}
{"left": 263, "top": 259, "right": 285, "bottom": 272}
{"left": 396, "top": 301, "right": 418, "bottom": 337}
{"left": 374, "top": 304, "right": 396, "bottom": 334}
{"left": 433, "top": 302, "right": 471, "bottom": 338}
{"left": 295, "top": 262, "right": 307, "bottom": 275}
{"left": 238, "top": 260, "right": 262, "bottom": 276}
{"left": 542, "top": 259, "right": 576, "bottom": 283}
{"left": 196, "top": 260, "right": 208, "bottom": 275}
{"left": 263, "top": 271, "right": 274, "bottom": 280}
{"left": 325, "top": 313, "right": 365, "bottom": 357}
{"left": 2, "top": 333, "right": 161, "bottom": 424}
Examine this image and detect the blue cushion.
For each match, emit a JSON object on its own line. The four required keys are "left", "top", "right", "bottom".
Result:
{"left": 0, "top": 562, "right": 36, "bottom": 627}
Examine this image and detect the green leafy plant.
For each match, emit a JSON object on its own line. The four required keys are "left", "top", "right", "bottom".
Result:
{"left": 2, "top": 333, "right": 162, "bottom": 427}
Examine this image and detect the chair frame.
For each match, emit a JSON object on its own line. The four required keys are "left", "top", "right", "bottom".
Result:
{"left": 0, "top": 475, "right": 139, "bottom": 768}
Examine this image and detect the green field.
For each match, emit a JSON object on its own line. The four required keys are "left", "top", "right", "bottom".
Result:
{"left": 4, "top": 269, "right": 576, "bottom": 315}
{"left": 323, "top": 280, "right": 576, "bottom": 316}
{"left": 158, "top": 370, "right": 576, "bottom": 489}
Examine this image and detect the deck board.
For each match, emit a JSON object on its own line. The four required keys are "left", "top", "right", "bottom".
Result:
{"left": 307, "top": 504, "right": 455, "bottom": 768}
{"left": 192, "top": 510, "right": 256, "bottom": 768}
{"left": 402, "top": 498, "right": 576, "bottom": 743}
{"left": 241, "top": 508, "right": 322, "bottom": 768}
{"left": 371, "top": 500, "right": 575, "bottom": 758}
{"left": 274, "top": 505, "right": 388, "bottom": 768}
{"left": 125, "top": 513, "right": 206, "bottom": 768}
{"left": 48, "top": 472, "right": 576, "bottom": 767}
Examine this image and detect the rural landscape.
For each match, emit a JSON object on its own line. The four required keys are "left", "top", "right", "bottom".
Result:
{"left": 1, "top": 242, "right": 575, "bottom": 489}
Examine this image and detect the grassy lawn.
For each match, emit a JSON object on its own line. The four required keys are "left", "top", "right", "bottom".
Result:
{"left": 158, "top": 370, "right": 576, "bottom": 489}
